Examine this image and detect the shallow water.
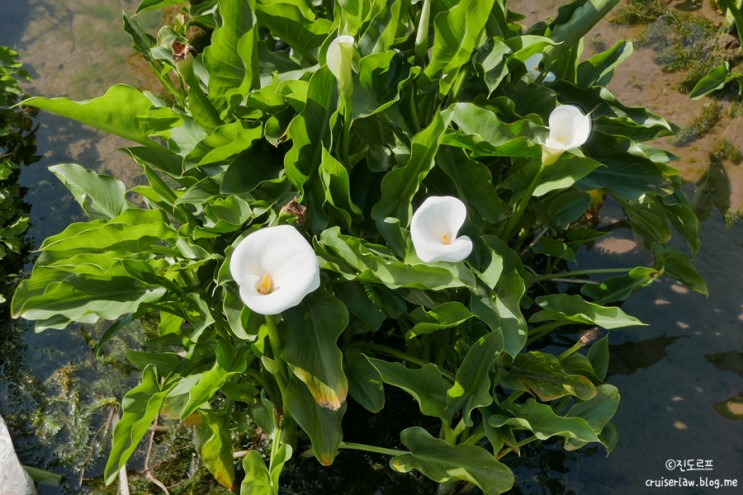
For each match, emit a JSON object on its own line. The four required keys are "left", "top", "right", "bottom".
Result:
{"left": 0, "top": 1, "right": 741, "bottom": 494}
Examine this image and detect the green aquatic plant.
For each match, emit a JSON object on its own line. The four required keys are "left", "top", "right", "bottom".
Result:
{"left": 12, "top": 0, "right": 704, "bottom": 493}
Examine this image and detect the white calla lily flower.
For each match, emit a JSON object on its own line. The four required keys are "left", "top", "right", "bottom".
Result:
{"left": 524, "top": 53, "right": 555, "bottom": 83}
{"left": 230, "top": 225, "right": 320, "bottom": 315}
{"left": 542, "top": 104, "right": 591, "bottom": 165}
{"left": 411, "top": 196, "right": 473, "bottom": 263}
{"left": 327, "top": 35, "right": 355, "bottom": 99}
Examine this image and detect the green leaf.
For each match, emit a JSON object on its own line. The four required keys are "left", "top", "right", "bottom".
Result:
{"left": 500, "top": 351, "right": 597, "bottom": 401}
{"left": 352, "top": 51, "right": 415, "bottom": 119}
{"left": 194, "top": 409, "right": 238, "bottom": 491}
{"left": 184, "top": 119, "right": 263, "bottom": 169}
{"left": 469, "top": 236, "right": 528, "bottom": 357}
{"left": 22, "top": 85, "right": 180, "bottom": 149}
{"left": 390, "top": 427, "right": 514, "bottom": 495}
{"left": 284, "top": 379, "right": 345, "bottom": 466}
{"left": 255, "top": 1, "right": 331, "bottom": 63}
{"left": 651, "top": 243, "right": 708, "bottom": 295}
{"left": 492, "top": 398, "right": 599, "bottom": 444}
{"left": 39, "top": 209, "right": 176, "bottom": 253}
{"left": 542, "top": 190, "right": 591, "bottom": 227}
{"left": 445, "top": 332, "right": 502, "bottom": 425}
{"left": 577, "top": 40, "right": 633, "bottom": 87}
{"left": 344, "top": 348, "right": 385, "bottom": 413}
{"left": 587, "top": 335, "right": 610, "bottom": 381}
{"left": 284, "top": 68, "right": 336, "bottom": 193}
{"left": 317, "top": 227, "right": 474, "bottom": 290}
{"left": 282, "top": 294, "right": 349, "bottom": 411}
{"left": 565, "top": 384, "right": 620, "bottom": 451}
{"left": 531, "top": 294, "right": 645, "bottom": 330}
{"left": 422, "top": 0, "right": 497, "bottom": 94}
{"left": 367, "top": 357, "right": 450, "bottom": 420}
{"left": 49, "top": 163, "right": 128, "bottom": 220}
{"left": 136, "top": 0, "right": 186, "bottom": 13}
{"left": 241, "top": 451, "right": 273, "bottom": 495}
{"left": 581, "top": 267, "right": 662, "bottom": 304}
{"left": 372, "top": 110, "right": 452, "bottom": 224}
{"left": 407, "top": 302, "right": 474, "bottom": 339}
{"left": 533, "top": 156, "right": 603, "bottom": 197}
{"left": 177, "top": 340, "right": 250, "bottom": 419}
{"left": 104, "top": 365, "right": 172, "bottom": 484}
{"left": 320, "top": 147, "right": 362, "bottom": 228}
{"left": 204, "top": 0, "right": 259, "bottom": 113}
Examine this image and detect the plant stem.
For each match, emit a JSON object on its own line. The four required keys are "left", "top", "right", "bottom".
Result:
{"left": 339, "top": 442, "right": 407, "bottom": 457}
{"left": 264, "top": 315, "right": 289, "bottom": 402}
{"left": 525, "top": 321, "right": 565, "bottom": 346}
{"left": 496, "top": 436, "right": 539, "bottom": 461}
{"left": 533, "top": 267, "right": 635, "bottom": 282}
{"left": 342, "top": 97, "right": 352, "bottom": 165}
{"left": 269, "top": 419, "right": 283, "bottom": 473}
{"left": 501, "top": 159, "right": 543, "bottom": 241}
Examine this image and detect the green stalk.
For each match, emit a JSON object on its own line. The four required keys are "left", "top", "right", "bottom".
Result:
{"left": 502, "top": 158, "right": 543, "bottom": 241}
{"left": 269, "top": 419, "right": 283, "bottom": 473}
{"left": 339, "top": 442, "right": 407, "bottom": 457}
{"left": 533, "top": 267, "right": 634, "bottom": 282}
{"left": 264, "top": 315, "right": 289, "bottom": 400}
{"left": 525, "top": 321, "right": 565, "bottom": 346}
{"left": 341, "top": 97, "right": 352, "bottom": 165}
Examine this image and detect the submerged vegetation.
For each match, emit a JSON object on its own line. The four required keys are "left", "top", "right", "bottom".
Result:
{"left": 8, "top": 0, "right": 709, "bottom": 493}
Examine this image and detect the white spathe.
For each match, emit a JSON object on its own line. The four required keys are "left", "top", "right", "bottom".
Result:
{"left": 542, "top": 104, "right": 591, "bottom": 165}
{"left": 0, "top": 415, "right": 36, "bottom": 495}
{"left": 411, "top": 196, "right": 473, "bottom": 263}
{"left": 524, "top": 53, "right": 555, "bottom": 83}
{"left": 230, "top": 225, "right": 320, "bottom": 315}
{"left": 326, "top": 35, "right": 355, "bottom": 99}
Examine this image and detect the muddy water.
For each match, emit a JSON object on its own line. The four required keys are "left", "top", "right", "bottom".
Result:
{"left": 1, "top": 0, "right": 742, "bottom": 494}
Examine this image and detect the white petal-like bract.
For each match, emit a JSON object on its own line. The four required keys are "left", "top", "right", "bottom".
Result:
{"left": 542, "top": 104, "right": 591, "bottom": 165}
{"left": 411, "top": 196, "right": 473, "bottom": 263}
{"left": 230, "top": 225, "right": 320, "bottom": 315}
{"left": 327, "top": 35, "right": 355, "bottom": 99}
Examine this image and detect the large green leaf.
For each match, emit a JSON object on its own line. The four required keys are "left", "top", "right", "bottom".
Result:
{"left": 367, "top": 357, "right": 451, "bottom": 420}
{"left": 194, "top": 409, "right": 238, "bottom": 491}
{"left": 22, "top": 85, "right": 180, "bottom": 149}
{"left": 281, "top": 294, "right": 349, "bottom": 411}
{"left": 407, "top": 302, "right": 474, "bottom": 339}
{"left": 531, "top": 294, "right": 645, "bottom": 330}
{"left": 372, "top": 110, "right": 452, "bottom": 225}
{"left": 390, "top": 427, "right": 514, "bottom": 495}
{"left": 344, "top": 348, "right": 385, "bottom": 413}
{"left": 445, "top": 332, "right": 502, "bottom": 425}
{"left": 320, "top": 147, "right": 362, "bottom": 228}
{"left": 581, "top": 267, "right": 662, "bottom": 304}
{"left": 491, "top": 398, "right": 600, "bottom": 444}
{"left": 284, "top": 68, "right": 337, "bottom": 193}
{"left": 256, "top": 0, "right": 331, "bottom": 63}
{"left": 422, "top": 0, "right": 496, "bottom": 94}
{"left": 284, "top": 379, "right": 345, "bottom": 466}
{"left": 240, "top": 444, "right": 292, "bottom": 495}
{"left": 204, "top": 0, "right": 259, "bottom": 113}
{"left": 316, "top": 227, "right": 475, "bottom": 290}
{"left": 104, "top": 365, "right": 173, "bottom": 484}
{"left": 469, "top": 236, "right": 528, "bottom": 357}
{"left": 49, "top": 163, "right": 128, "bottom": 220}
{"left": 533, "top": 156, "right": 603, "bottom": 197}
{"left": 184, "top": 120, "right": 263, "bottom": 168}
{"left": 577, "top": 40, "right": 633, "bottom": 88}
{"left": 565, "top": 384, "right": 620, "bottom": 451}
{"left": 500, "top": 351, "right": 597, "bottom": 401}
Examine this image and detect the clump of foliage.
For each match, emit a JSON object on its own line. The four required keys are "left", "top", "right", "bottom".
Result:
{"left": 610, "top": 0, "right": 666, "bottom": 25}
{"left": 672, "top": 101, "right": 722, "bottom": 146}
{"left": 0, "top": 47, "right": 37, "bottom": 305}
{"left": 12, "top": 0, "right": 705, "bottom": 494}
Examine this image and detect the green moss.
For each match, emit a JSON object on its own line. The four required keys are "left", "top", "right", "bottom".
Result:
{"left": 610, "top": 0, "right": 666, "bottom": 24}
{"left": 710, "top": 137, "right": 743, "bottom": 164}
{"left": 672, "top": 101, "right": 722, "bottom": 146}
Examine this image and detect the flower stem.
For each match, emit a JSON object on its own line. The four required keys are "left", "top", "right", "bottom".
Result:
{"left": 342, "top": 97, "right": 352, "bottom": 165}
{"left": 339, "top": 442, "right": 407, "bottom": 457}
{"left": 264, "top": 315, "right": 289, "bottom": 402}
{"left": 525, "top": 321, "right": 566, "bottom": 346}
{"left": 533, "top": 267, "right": 635, "bottom": 282}
{"left": 502, "top": 159, "right": 543, "bottom": 241}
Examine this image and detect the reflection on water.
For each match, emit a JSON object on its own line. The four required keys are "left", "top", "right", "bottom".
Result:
{"left": 608, "top": 335, "right": 685, "bottom": 376}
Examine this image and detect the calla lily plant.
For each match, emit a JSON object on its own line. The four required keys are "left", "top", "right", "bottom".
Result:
{"left": 542, "top": 104, "right": 592, "bottom": 165}
{"left": 411, "top": 196, "right": 472, "bottom": 263}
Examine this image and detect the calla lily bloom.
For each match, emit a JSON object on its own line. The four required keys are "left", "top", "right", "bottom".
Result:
{"left": 230, "top": 225, "right": 320, "bottom": 315}
{"left": 542, "top": 104, "right": 591, "bottom": 165}
{"left": 327, "top": 35, "right": 355, "bottom": 99}
{"left": 411, "top": 196, "right": 473, "bottom": 263}
{"left": 524, "top": 53, "right": 555, "bottom": 83}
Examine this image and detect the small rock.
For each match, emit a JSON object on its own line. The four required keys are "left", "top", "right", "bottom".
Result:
{"left": 0, "top": 415, "right": 36, "bottom": 495}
